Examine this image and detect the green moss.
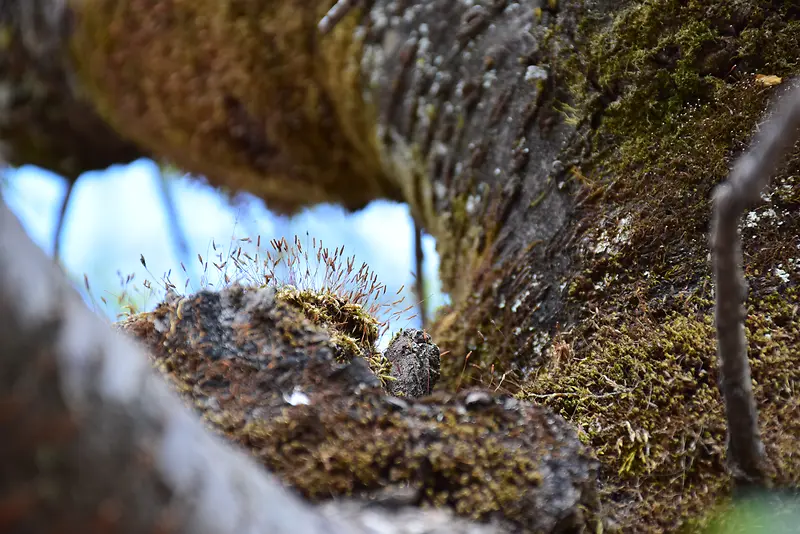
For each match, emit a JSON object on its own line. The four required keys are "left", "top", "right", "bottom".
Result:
{"left": 433, "top": 185, "right": 515, "bottom": 387}
{"left": 241, "top": 395, "right": 551, "bottom": 518}
{"left": 276, "top": 285, "right": 394, "bottom": 385}
{"left": 524, "top": 291, "right": 800, "bottom": 530}
{"left": 515, "top": 0, "right": 800, "bottom": 530}
{"left": 525, "top": 307, "right": 726, "bottom": 526}
{"left": 67, "top": 0, "right": 400, "bottom": 214}
{"left": 437, "top": 191, "right": 478, "bottom": 300}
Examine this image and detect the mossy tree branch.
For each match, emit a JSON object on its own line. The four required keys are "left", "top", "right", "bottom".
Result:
{"left": 710, "top": 81, "right": 800, "bottom": 485}
{"left": 0, "top": 1, "right": 195, "bottom": 265}
{"left": 0, "top": 0, "right": 143, "bottom": 178}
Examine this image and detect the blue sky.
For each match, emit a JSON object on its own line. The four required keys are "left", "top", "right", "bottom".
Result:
{"left": 2, "top": 159, "right": 445, "bottom": 347}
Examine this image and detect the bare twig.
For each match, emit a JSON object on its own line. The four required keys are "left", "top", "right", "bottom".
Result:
{"left": 413, "top": 220, "right": 428, "bottom": 329}
{"left": 53, "top": 170, "right": 191, "bottom": 271}
{"left": 710, "top": 81, "right": 800, "bottom": 485}
{"left": 52, "top": 175, "right": 76, "bottom": 261}
{"left": 155, "top": 169, "right": 191, "bottom": 265}
{"left": 318, "top": 0, "right": 361, "bottom": 34}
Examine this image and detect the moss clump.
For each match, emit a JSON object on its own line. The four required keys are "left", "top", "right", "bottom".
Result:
{"left": 237, "top": 387, "right": 599, "bottom": 532}
{"left": 245, "top": 393, "right": 552, "bottom": 507}
{"left": 120, "top": 285, "right": 599, "bottom": 532}
{"left": 68, "top": 0, "right": 400, "bottom": 213}
{"left": 277, "top": 285, "right": 394, "bottom": 386}
{"left": 526, "top": 305, "right": 726, "bottom": 529}
{"left": 517, "top": 0, "right": 800, "bottom": 530}
{"left": 526, "top": 291, "right": 800, "bottom": 530}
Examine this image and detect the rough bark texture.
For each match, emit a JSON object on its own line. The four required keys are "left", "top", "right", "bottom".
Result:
{"left": 2, "top": 0, "right": 800, "bottom": 532}
{"left": 384, "top": 328, "right": 441, "bottom": 397}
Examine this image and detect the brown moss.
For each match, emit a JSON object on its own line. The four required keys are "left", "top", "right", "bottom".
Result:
{"left": 432, "top": 259, "right": 529, "bottom": 393}
{"left": 67, "top": 0, "right": 400, "bottom": 213}
{"left": 242, "top": 392, "right": 570, "bottom": 521}
{"left": 432, "top": 228, "right": 560, "bottom": 394}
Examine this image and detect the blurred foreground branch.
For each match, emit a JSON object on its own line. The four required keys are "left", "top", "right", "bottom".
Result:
{"left": 0, "top": 194, "right": 341, "bottom": 532}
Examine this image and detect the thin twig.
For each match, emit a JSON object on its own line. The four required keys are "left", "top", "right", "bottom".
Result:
{"left": 413, "top": 220, "right": 428, "bottom": 329}
{"left": 710, "top": 81, "right": 800, "bottom": 485}
{"left": 155, "top": 169, "right": 192, "bottom": 270}
{"left": 318, "top": 0, "right": 361, "bottom": 34}
{"left": 53, "top": 175, "right": 76, "bottom": 263}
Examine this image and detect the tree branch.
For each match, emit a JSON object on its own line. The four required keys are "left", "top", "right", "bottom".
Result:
{"left": 710, "top": 82, "right": 800, "bottom": 485}
{"left": 0, "top": 0, "right": 143, "bottom": 179}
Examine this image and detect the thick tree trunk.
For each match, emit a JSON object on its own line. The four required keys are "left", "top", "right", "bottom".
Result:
{"left": 2, "top": 0, "right": 800, "bottom": 531}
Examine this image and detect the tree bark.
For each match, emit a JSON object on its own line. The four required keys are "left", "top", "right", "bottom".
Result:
{"left": 3, "top": 0, "right": 800, "bottom": 531}
{"left": 0, "top": 0, "right": 143, "bottom": 179}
